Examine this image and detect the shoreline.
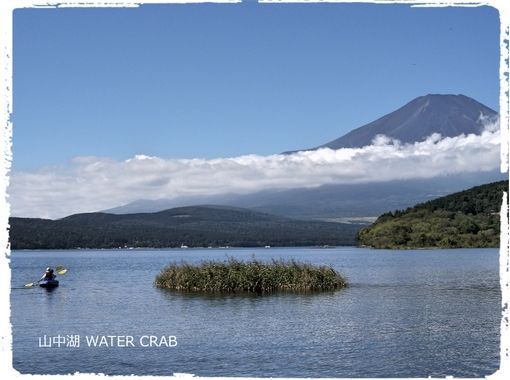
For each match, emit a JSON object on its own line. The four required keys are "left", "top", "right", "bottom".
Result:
{"left": 9, "top": 245, "right": 500, "bottom": 253}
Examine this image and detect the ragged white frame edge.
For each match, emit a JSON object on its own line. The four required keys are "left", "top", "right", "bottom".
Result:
{"left": 0, "top": 0, "right": 508, "bottom": 379}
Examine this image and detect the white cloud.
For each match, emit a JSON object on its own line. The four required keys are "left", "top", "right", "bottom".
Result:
{"left": 9, "top": 122, "right": 502, "bottom": 219}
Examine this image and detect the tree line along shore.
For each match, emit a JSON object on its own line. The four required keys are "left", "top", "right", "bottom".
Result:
{"left": 9, "top": 181, "right": 507, "bottom": 250}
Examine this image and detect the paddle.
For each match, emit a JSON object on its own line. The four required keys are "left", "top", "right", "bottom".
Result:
{"left": 24, "top": 265, "right": 68, "bottom": 288}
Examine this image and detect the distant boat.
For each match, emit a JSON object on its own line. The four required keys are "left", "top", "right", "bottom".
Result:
{"left": 180, "top": 244, "right": 188, "bottom": 249}
{"left": 265, "top": 245, "right": 271, "bottom": 249}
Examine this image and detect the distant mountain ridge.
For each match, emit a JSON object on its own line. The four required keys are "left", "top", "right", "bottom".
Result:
{"left": 288, "top": 94, "right": 497, "bottom": 152}
{"left": 103, "top": 171, "right": 506, "bottom": 219}
{"left": 9, "top": 206, "right": 361, "bottom": 249}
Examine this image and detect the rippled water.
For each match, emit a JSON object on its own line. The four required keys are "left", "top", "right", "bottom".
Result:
{"left": 10, "top": 247, "right": 501, "bottom": 377}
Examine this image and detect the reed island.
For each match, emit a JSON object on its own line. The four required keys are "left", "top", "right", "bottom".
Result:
{"left": 154, "top": 257, "right": 347, "bottom": 294}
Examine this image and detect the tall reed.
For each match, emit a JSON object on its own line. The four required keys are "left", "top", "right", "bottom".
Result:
{"left": 154, "top": 257, "right": 347, "bottom": 293}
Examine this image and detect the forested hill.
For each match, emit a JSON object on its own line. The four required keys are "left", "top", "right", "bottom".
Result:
{"left": 357, "top": 180, "right": 508, "bottom": 249}
{"left": 9, "top": 206, "right": 362, "bottom": 249}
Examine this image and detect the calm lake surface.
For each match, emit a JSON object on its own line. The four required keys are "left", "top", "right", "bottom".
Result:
{"left": 10, "top": 247, "right": 500, "bottom": 377}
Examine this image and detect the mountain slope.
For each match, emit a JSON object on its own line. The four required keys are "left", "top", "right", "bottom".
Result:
{"left": 290, "top": 94, "right": 497, "bottom": 152}
{"left": 9, "top": 206, "right": 362, "bottom": 249}
{"left": 357, "top": 181, "right": 508, "bottom": 249}
{"left": 100, "top": 94, "right": 500, "bottom": 220}
{"left": 103, "top": 171, "right": 506, "bottom": 220}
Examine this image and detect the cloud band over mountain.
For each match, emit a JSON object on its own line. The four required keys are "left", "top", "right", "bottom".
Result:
{"left": 9, "top": 122, "right": 501, "bottom": 219}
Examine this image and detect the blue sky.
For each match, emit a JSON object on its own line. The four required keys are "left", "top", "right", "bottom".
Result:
{"left": 13, "top": 3, "right": 500, "bottom": 171}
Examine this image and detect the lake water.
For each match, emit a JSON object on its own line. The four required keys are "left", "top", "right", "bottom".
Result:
{"left": 10, "top": 247, "right": 501, "bottom": 377}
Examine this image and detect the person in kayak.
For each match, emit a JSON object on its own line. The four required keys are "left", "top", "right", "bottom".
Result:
{"left": 40, "top": 267, "right": 56, "bottom": 282}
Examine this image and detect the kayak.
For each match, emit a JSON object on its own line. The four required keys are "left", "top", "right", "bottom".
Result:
{"left": 39, "top": 279, "right": 59, "bottom": 288}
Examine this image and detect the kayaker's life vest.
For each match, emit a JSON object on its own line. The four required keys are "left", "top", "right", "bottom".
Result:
{"left": 44, "top": 271, "right": 55, "bottom": 280}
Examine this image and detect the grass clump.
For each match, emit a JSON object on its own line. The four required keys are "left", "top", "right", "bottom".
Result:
{"left": 154, "top": 257, "right": 347, "bottom": 294}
